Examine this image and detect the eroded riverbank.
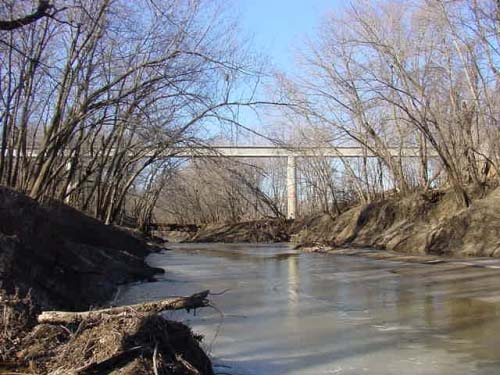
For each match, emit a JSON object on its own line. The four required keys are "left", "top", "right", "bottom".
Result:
{"left": 166, "top": 188, "right": 500, "bottom": 260}
{"left": 0, "top": 186, "right": 214, "bottom": 374}
{"left": 117, "top": 243, "right": 500, "bottom": 375}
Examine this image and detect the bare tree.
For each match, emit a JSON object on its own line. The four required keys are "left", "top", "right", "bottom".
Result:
{"left": 0, "top": 0, "right": 269, "bottom": 226}
{"left": 278, "top": 0, "right": 500, "bottom": 207}
{"left": 0, "top": 1, "right": 61, "bottom": 31}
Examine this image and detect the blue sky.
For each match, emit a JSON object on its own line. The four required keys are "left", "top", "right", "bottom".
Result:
{"left": 209, "top": 1, "right": 345, "bottom": 143}
{"left": 238, "top": 0, "right": 343, "bottom": 73}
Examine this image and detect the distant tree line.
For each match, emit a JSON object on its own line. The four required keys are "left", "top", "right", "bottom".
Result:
{"left": 163, "top": 0, "right": 500, "bottom": 223}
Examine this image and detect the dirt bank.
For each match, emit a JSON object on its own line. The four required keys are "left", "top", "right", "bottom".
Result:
{"left": 0, "top": 186, "right": 214, "bottom": 374}
{"left": 186, "top": 219, "right": 293, "bottom": 243}
{"left": 170, "top": 187, "right": 500, "bottom": 258}
{"left": 294, "top": 188, "right": 500, "bottom": 257}
{"left": 0, "top": 186, "right": 161, "bottom": 310}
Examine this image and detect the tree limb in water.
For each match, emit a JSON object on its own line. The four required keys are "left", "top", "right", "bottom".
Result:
{"left": 37, "top": 290, "right": 210, "bottom": 325}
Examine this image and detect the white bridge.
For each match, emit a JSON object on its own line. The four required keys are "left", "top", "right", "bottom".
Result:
{"left": 174, "top": 146, "right": 424, "bottom": 219}
{"left": 17, "top": 145, "right": 426, "bottom": 219}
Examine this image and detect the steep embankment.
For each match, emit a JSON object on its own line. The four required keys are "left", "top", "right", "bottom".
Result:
{"left": 294, "top": 188, "right": 500, "bottom": 257}
{"left": 0, "top": 186, "right": 214, "bottom": 374}
{"left": 0, "top": 186, "right": 160, "bottom": 310}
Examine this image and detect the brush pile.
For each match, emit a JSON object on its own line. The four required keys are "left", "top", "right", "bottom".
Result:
{"left": 1, "top": 291, "right": 214, "bottom": 374}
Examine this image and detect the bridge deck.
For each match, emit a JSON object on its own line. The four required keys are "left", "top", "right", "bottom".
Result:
{"left": 174, "top": 146, "right": 424, "bottom": 158}
{"left": 14, "top": 146, "right": 428, "bottom": 159}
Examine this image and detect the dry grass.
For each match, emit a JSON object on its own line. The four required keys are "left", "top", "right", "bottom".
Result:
{"left": 1, "top": 293, "right": 213, "bottom": 374}
{"left": 0, "top": 288, "right": 38, "bottom": 363}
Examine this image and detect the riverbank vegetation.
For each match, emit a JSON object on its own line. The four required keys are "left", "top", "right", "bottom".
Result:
{"left": 1, "top": 1, "right": 500, "bottom": 372}
{"left": 2, "top": 1, "right": 497, "bottom": 231}
{"left": 0, "top": 0, "right": 267, "bottom": 231}
{"left": 278, "top": 0, "right": 499, "bottom": 208}
{"left": 159, "top": 0, "right": 499, "bottom": 225}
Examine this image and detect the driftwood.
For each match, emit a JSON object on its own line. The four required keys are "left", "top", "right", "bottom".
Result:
{"left": 37, "top": 290, "right": 210, "bottom": 325}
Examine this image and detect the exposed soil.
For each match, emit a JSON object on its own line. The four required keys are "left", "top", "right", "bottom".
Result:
{"left": 0, "top": 186, "right": 162, "bottom": 310}
{"left": 186, "top": 219, "right": 293, "bottom": 243}
{"left": 0, "top": 186, "right": 214, "bottom": 374}
{"left": 294, "top": 187, "right": 500, "bottom": 257}
{"left": 177, "top": 187, "right": 500, "bottom": 259}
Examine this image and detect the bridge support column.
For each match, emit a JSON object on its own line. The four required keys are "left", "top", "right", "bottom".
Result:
{"left": 287, "top": 156, "right": 297, "bottom": 219}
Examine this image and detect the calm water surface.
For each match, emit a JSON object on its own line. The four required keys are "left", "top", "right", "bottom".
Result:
{"left": 117, "top": 243, "right": 500, "bottom": 374}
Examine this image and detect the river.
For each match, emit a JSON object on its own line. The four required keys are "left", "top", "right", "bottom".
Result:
{"left": 116, "top": 243, "right": 500, "bottom": 374}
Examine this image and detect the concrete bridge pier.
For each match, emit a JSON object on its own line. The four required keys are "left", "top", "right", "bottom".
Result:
{"left": 287, "top": 156, "right": 297, "bottom": 219}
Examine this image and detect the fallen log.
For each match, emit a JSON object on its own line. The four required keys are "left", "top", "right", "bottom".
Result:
{"left": 37, "top": 290, "right": 210, "bottom": 325}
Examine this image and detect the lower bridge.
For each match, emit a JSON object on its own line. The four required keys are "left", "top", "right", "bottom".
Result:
{"left": 149, "top": 223, "right": 200, "bottom": 232}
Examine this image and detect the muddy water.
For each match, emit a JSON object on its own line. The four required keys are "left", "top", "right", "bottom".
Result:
{"left": 116, "top": 243, "right": 500, "bottom": 374}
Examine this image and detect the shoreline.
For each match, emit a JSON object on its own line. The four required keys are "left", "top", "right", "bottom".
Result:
{"left": 178, "top": 188, "right": 500, "bottom": 259}
{"left": 0, "top": 186, "right": 214, "bottom": 374}
{"left": 299, "top": 244, "right": 500, "bottom": 270}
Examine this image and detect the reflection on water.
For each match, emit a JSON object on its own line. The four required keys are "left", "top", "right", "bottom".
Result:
{"left": 287, "top": 255, "right": 299, "bottom": 317}
{"left": 116, "top": 243, "right": 500, "bottom": 375}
